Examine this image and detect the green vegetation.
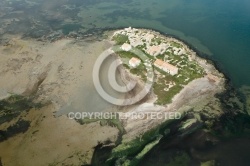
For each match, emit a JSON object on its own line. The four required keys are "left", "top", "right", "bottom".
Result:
{"left": 152, "top": 37, "right": 162, "bottom": 45}
{"left": 153, "top": 80, "right": 183, "bottom": 105}
{"left": 105, "top": 117, "right": 183, "bottom": 166}
{"left": 76, "top": 113, "right": 125, "bottom": 135}
{"left": 0, "top": 94, "right": 42, "bottom": 125}
{"left": 127, "top": 135, "right": 163, "bottom": 166}
{"left": 115, "top": 51, "right": 148, "bottom": 81}
{"left": 170, "top": 41, "right": 182, "bottom": 48}
{"left": 0, "top": 94, "right": 43, "bottom": 141}
{"left": 112, "top": 34, "right": 129, "bottom": 45}
{"left": 107, "top": 128, "right": 161, "bottom": 164}
{"left": 201, "top": 160, "right": 216, "bottom": 166}
{"left": 153, "top": 52, "right": 204, "bottom": 104}
{"left": 117, "top": 51, "right": 139, "bottom": 59}
{"left": 130, "top": 63, "right": 147, "bottom": 82}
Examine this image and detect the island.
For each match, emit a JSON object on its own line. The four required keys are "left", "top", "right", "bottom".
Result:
{"left": 98, "top": 28, "right": 226, "bottom": 165}
{"left": 112, "top": 27, "right": 208, "bottom": 105}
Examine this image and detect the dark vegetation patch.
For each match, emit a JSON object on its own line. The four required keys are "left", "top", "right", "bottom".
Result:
{"left": 0, "top": 95, "right": 41, "bottom": 125}
{"left": 0, "top": 95, "right": 43, "bottom": 142}
{"left": 0, "top": 119, "right": 30, "bottom": 142}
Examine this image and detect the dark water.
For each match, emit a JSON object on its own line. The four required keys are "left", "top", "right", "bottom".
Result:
{"left": 139, "top": 131, "right": 250, "bottom": 166}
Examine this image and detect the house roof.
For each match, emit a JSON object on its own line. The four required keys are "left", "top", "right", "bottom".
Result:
{"left": 148, "top": 45, "right": 161, "bottom": 53}
{"left": 145, "top": 34, "right": 155, "bottom": 41}
{"left": 154, "top": 59, "right": 178, "bottom": 71}
{"left": 121, "top": 43, "right": 132, "bottom": 51}
{"left": 129, "top": 57, "right": 141, "bottom": 64}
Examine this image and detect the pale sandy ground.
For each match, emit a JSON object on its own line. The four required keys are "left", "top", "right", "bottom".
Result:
{"left": 0, "top": 35, "right": 119, "bottom": 166}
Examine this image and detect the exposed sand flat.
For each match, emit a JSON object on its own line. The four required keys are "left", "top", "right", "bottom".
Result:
{"left": 0, "top": 105, "right": 118, "bottom": 166}
{"left": 0, "top": 35, "right": 119, "bottom": 165}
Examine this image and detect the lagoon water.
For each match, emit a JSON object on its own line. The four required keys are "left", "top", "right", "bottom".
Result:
{"left": 2, "top": 0, "right": 249, "bottom": 87}
{"left": 78, "top": 0, "right": 250, "bottom": 88}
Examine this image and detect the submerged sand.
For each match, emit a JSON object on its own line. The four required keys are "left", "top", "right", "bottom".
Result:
{"left": 0, "top": 35, "right": 119, "bottom": 165}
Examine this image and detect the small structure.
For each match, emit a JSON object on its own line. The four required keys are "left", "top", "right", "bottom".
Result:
{"left": 173, "top": 47, "right": 186, "bottom": 55}
{"left": 145, "top": 34, "right": 155, "bottom": 41}
{"left": 125, "top": 27, "right": 132, "bottom": 32}
{"left": 146, "top": 44, "right": 167, "bottom": 57}
{"left": 121, "top": 43, "right": 132, "bottom": 51}
{"left": 130, "top": 39, "right": 143, "bottom": 47}
{"left": 129, "top": 57, "right": 141, "bottom": 68}
{"left": 154, "top": 59, "right": 178, "bottom": 75}
{"left": 146, "top": 45, "right": 163, "bottom": 56}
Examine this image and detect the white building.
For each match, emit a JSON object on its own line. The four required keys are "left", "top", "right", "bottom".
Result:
{"left": 130, "top": 39, "right": 143, "bottom": 47}
{"left": 146, "top": 44, "right": 168, "bottom": 57}
{"left": 125, "top": 27, "right": 132, "bottom": 32}
{"left": 173, "top": 47, "right": 186, "bottom": 55}
{"left": 129, "top": 57, "right": 141, "bottom": 68}
{"left": 154, "top": 59, "right": 178, "bottom": 75}
{"left": 121, "top": 43, "right": 132, "bottom": 51}
{"left": 144, "top": 34, "right": 155, "bottom": 42}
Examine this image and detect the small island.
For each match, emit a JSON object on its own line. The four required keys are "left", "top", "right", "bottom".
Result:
{"left": 100, "top": 28, "right": 226, "bottom": 165}
{"left": 111, "top": 27, "right": 219, "bottom": 105}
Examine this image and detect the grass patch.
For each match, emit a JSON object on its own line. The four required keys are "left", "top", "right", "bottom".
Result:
{"left": 0, "top": 94, "right": 42, "bottom": 125}
{"left": 170, "top": 41, "right": 182, "bottom": 48}
{"left": 152, "top": 38, "right": 162, "bottom": 45}
{"left": 0, "top": 119, "right": 30, "bottom": 142}
{"left": 112, "top": 34, "right": 129, "bottom": 45}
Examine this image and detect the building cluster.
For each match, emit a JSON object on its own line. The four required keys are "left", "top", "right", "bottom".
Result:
{"left": 116, "top": 27, "right": 183, "bottom": 76}
{"left": 146, "top": 44, "right": 169, "bottom": 57}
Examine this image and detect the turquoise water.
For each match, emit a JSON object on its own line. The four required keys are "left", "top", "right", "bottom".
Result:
{"left": 1, "top": 0, "right": 249, "bottom": 87}
{"left": 78, "top": 0, "right": 250, "bottom": 87}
